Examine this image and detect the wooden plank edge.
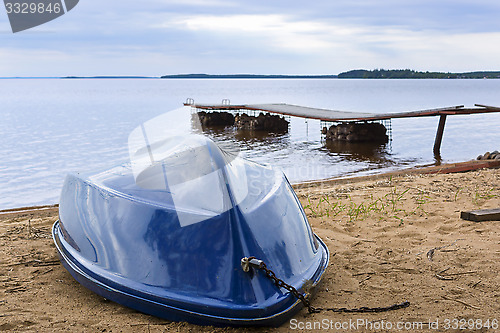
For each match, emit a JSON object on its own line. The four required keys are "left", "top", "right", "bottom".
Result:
{"left": 461, "top": 208, "right": 500, "bottom": 222}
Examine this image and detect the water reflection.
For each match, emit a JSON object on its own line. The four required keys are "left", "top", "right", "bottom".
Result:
{"left": 194, "top": 120, "right": 398, "bottom": 170}
{"left": 322, "top": 140, "right": 392, "bottom": 163}
{"left": 194, "top": 123, "right": 291, "bottom": 156}
{"left": 190, "top": 112, "right": 435, "bottom": 182}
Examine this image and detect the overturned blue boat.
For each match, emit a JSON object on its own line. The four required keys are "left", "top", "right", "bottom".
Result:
{"left": 53, "top": 110, "right": 329, "bottom": 326}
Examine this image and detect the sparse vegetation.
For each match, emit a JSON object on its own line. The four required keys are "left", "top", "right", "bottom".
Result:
{"left": 302, "top": 180, "right": 498, "bottom": 224}
{"left": 303, "top": 185, "right": 426, "bottom": 224}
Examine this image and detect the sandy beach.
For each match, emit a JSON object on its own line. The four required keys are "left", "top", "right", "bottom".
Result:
{"left": 1, "top": 163, "right": 499, "bottom": 332}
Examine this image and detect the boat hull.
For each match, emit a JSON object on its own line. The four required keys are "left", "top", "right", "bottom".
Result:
{"left": 53, "top": 220, "right": 328, "bottom": 326}
{"left": 53, "top": 133, "right": 329, "bottom": 326}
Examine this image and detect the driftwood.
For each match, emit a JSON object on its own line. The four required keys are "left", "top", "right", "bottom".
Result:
{"left": 441, "top": 296, "right": 480, "bottom": 310}
{"left": 427, "top": 239, "right": 462, "bottom": 261}
{"left": 8, "top": 259, "right": 60, "bottom": 267}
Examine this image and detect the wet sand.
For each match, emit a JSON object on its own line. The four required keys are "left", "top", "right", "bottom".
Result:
{"left": 1, "top": 164, "right": 499, "bottom": 332}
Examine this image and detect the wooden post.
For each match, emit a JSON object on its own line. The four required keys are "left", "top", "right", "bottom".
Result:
{"left": 433, "top": 114, "right": 447, "bottom": 156}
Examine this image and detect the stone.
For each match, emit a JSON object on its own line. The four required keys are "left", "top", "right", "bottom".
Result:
{"left": 194, "top": 111, "right": 235, "bottom": 127}
{"left": 324, "top": 122, "right": 388, "bottom": 143}
{"left": 234, "top": 113, "right": 288, "bottom": 132}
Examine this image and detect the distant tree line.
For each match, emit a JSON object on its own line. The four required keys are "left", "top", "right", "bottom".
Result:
{"left": 338, "top": 69, "right": 500, "bottom": 79}
{"left": 160, "top": 73, "right": 338, "bottom": 79}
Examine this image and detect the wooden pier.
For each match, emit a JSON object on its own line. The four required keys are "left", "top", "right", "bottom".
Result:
{"left": 185, "top": 101, "right": 500, "bottom": 157}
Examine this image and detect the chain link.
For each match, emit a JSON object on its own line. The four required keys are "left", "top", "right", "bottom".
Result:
{"left": 241, "top": 256, "right": 410, "bottom": 314}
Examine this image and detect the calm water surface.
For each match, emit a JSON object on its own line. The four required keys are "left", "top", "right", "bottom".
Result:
{"left": 1, "top": 78, "right": 499, "bottom": 210}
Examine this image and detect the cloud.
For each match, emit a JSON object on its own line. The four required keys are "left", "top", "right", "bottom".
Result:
{"left": 156, "top": 14, "right": 339, "bottom": 52}
{"left": 2, "top": 0, "right": 500, "bottom": 75}
{"left": 152, "top": 11, "right": 500, "bottom": 71}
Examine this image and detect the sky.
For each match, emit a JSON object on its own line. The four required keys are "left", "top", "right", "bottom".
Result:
{"left": 1, "top": 0, "right": 500, "bottom": 76}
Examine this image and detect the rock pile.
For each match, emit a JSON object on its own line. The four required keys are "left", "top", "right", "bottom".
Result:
{"left": 234, "top": 113, "right": 289, "bottom": 132}
{"left": 477, "top": 150, "right": 500, "bottom": 160}
{"left": 323, "top": 122, "right": 388, "bottom": 143}
{"left": 195, "top": 111, "right": 234, "bottom": 127}
{"left": 193, "top": 111, "right": 289, "bottom": 132}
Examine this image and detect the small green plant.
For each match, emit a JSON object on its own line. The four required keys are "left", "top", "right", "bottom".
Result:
{"left": 385, "top": 187, "right": 410, "bottom": 213}
{"left": 302, "top": 184, "right": 431, "bottom": 225}
{"left": 472, "top": 187, "right": 498, "bottom": 205}
{"left": 393, "top": 215, "right": 404, "bottom": 226}
{"left": 454, "top": 187, "right": 462, "bottom": 202}
{"left": 414, "top": 190, "right": 430, "bottom": 215}
{"left": 303, "top": 197, "right": 318, "bottom": 217}
{"left": 346, "top": 196, "right": 368, "bottom": 223}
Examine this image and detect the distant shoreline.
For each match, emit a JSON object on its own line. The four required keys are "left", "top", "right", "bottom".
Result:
{"left": 337, "top": 69, "right": 500, "bottom": 79}
{"left": 1, "top": 69, "right": 500, "bottom": 79}
{"left": 0, "top": 76, "right": 159, "bottom": 79}
{"left": 159, "top": 74, "right": 338, "bottom": 79}
{"left": 63, "top": 76, "right": 157, "bottom": 79}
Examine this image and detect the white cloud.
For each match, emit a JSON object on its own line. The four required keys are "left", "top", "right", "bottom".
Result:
{"left": 3, "top": 1, "right": 500, "bottom": 75}
{"left": 155, "top": 12, "right": 500, "bottom": 72}
{"left": 157, "top": 14, "right": 362, "bottom": 52}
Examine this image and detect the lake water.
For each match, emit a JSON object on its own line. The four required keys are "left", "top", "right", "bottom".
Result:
{"left": 1, "top": 78, "right": 499, "bottom": 210}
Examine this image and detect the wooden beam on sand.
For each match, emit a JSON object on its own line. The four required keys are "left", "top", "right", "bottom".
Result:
{"left": 461, "top": 208, "right": 500, "bottom": 222}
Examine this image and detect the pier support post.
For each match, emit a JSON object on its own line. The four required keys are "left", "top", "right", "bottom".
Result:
{"left": 433, "top": 114, "right": 447, "bottom": 156}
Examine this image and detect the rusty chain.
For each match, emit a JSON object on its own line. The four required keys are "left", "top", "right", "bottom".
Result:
{"left": 241, "top": 256, "right": 410, "bottom": 314}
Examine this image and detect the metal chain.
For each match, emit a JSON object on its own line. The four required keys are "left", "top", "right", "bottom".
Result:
{"left": 241, "top": 257, "right": 410, "bottom": 314}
